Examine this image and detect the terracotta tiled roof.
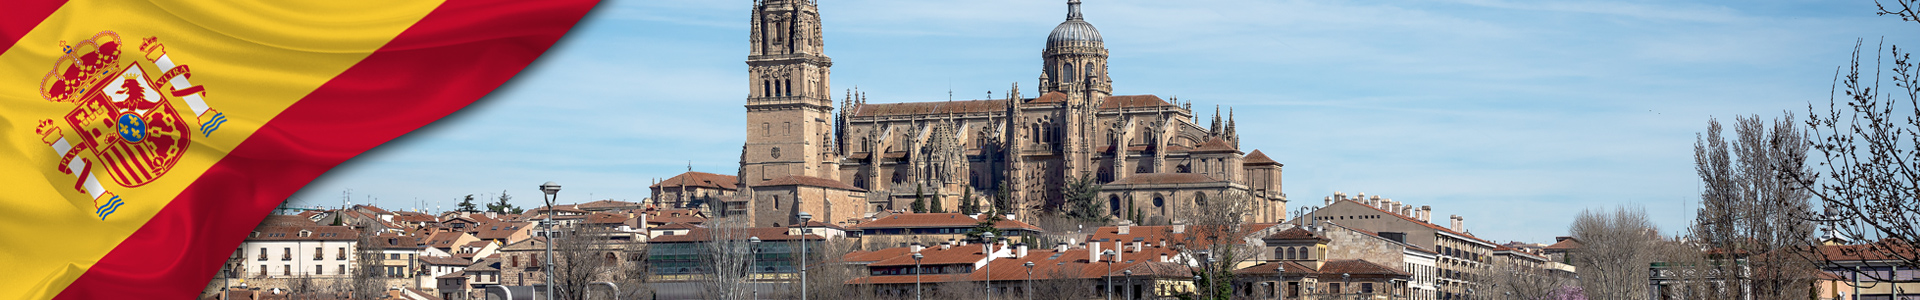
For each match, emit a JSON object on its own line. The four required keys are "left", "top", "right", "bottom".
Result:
{"left": 852, "top": 99, "right": 1008, "bottom": 117}
{"left": 1087, "top": 224, "right": 1277, "bottom": 248}
{"left": 1265, "top": 227, "right": 1330, "bottom": 241}
{"left": 751, "top": 175, "right": 865, "bottom": 191}
{"left": 584, "top": 212, "right": 630, "bottom": 224}
{"left": 867, "top": 245, "right": 993, "bottom": 267}
{"left": 848, "top": 245, "right": 1194, "bottom": 284}
{"left": 1333, "top": 199, "right": 1496, "bottom": 246}
{"left": 248, "top": 224, "right": 358, "bottom": 241}
{"left": 473, "top": 221, "right": 530, "bottom": 241}
{"left": 650, "top": 216, "right": 708, "bottom": 225}
{"left": 1819, "top": 242, "right": 1919, "bottom": 262}
{"left": 527, "top": 205, "right": 586, "bottom": 215}
{"left": 1105, "top": 173, "right": 1219, "bottom": 185}
{"left": 1544, "top": 238, "right": 1583, "bottom": 250}
{"left": 1190, "top": 137, "right": 1237, "bottom": 152}
{"left": 1243, "top": 149, "right": 1279, "bottom": 165}
{"left": 1098, "top": 95, "right": 1176, "bottom": 110}
{"left": 372, "top": 233, "right": 428, "bottom": 249}
{"left": 794, "top": 221, "right": 847, "bottom": 230}
{"left": 420, "top": 255, "right": 472, "bottom": 266}
{"left": 1027, "top": 92, "right": 1070, "bottom": 104}
{"left": 394, "top": 212, "right": 438, "bottom": 223}
{"left": 855, "top": 213, "right": 995, "bottom": 229}
{"left": 1319, "top": 259, "right": 1412, "bottom": 276}
{"left": 575, "top": 199, "right": 641, "bottom": 210}
{"left": 424, "top": 232, "right": 472, "bottom": 249}
{"left": 653, "top": 223, "right": 700, "bottom": 230}
{"left": 260, "top": 215, "right": 321, "bottom": 227}
{"left": 649, "top": 171, "right": 740, "bottom": 190}
{"left": 648, "top": 227, "right": 824, "bottom": 243}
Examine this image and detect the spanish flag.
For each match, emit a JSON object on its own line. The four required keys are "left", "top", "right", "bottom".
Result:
{"left": 0, "top": 0, "right": 597, "bottom": 298}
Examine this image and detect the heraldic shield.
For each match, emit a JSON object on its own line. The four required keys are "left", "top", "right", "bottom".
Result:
{"left": 36, "top": 31, "right": 194, "bottom": 188}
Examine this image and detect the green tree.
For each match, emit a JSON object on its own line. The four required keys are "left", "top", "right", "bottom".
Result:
{"left": 487, "top": 190, "right": 522, "bottom": 214}
{"left": 959, "top": 188, "right": 978, "bottom": 215}
{"left": 911, "top": 185, "right": 928, "bottom": 213}
{"left": 993, "top": 179, "right": 1013, "bottom": 213}
{"left": 929, "top": 194, "right": 946, "bottom": 213}
{"left": 1062, "top": 173, "right": 1105, "bottom": 222}
{"left": 456, "top": 194, "right": 479, "bottom": 212}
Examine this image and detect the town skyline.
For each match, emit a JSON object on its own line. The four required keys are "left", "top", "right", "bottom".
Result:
{"left": 287, "top": 0, "right": 1917, "bottom": 244}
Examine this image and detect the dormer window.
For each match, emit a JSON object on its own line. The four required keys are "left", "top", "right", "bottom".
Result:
{"left": 298, "top": 230, "right": 311, "bottom": 237}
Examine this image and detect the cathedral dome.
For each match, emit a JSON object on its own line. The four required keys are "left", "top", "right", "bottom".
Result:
{"left": 1046, "top": 0, "right": 1102, "bottom": 49}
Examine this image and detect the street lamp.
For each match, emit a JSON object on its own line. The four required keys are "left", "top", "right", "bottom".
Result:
{"left": 1343, "top": 273, "right": 1351, "bottom": 299}
{"left": 1276, "top": 264, "right": 1286, "bottom": 300}
{"left": 1024, "top": 261, "right": 1036, "bottom": 300}
{"left": 1195, "top": 275, "right": 1205, "bottom": 300}
{"left": 1123, "top": 269, "right": 1133, "bottom": 300}
{"left": 913, "top": 252, "right": 924, "bottom": 300}
{"left": 749, "top": 236, "right": 761, "bottom": 300}
{"left": 1103, "top": 249, "right": 1116, "bottom": 300}
{"left": 798, "top": 212, "right": 812, "bottom": 300}
{"left": 538, "top": 181, "right": 560, "bottom": 300}
{"left": 983, "top": 231, "right": 996, "bottom": 297}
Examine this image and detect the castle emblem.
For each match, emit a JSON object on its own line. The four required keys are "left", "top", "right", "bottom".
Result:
{"left": 32, "top": 31, "right": 226, "bottom": 220}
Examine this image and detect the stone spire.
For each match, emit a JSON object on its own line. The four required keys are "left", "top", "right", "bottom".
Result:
{"left": 1226, "top": 107, "right": 1238, "bottom": 147}
{"left": 1210, "top": 105, "right": 1223, "bottom": 136}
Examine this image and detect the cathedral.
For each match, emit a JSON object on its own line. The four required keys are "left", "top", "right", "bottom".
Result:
{"left": 673, "top": 0, "right": 1288, "bottom": 227}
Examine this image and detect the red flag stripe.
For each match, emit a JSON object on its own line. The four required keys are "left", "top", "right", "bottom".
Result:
{"left": 49, "top": 0, "right": 598, "bottom": 297}
{"left": 0, "top": 0, "right": 65, "bottom": 58}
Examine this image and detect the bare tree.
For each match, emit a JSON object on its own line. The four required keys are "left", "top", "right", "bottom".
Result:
{"left": 1692, "top": 115, "right": 1817, "bottom": 299}
{"left": 1033, "top": 264, "right": 1094, "bottom": 300}
{"left": 614, "top": 237, "right": 655, "bottom": 300}
{"left": 702, "top": 217, "right": 756, "bottom": 300}
{"left": 1487, "top": 260, "right": 1571, "bottom": 300}
{"left": 804, "top": 238, "right": 865, "bottom": 300}
{"left": 1568, "top": 206, "right": 1659, "bottom": 300}
{"left": 551, "top": 225, "right": 626, "bottom": 300}
{"left": 931, "top": 273, "right": 986, "bottom": 300}
{"left": 1177, "top": 190, "right": 1259, "bottom": 300}
{"left": 1793, "top": 4, "right": 1920, "bottom": 279}
{"left": 350, "top": 227, "right": 385, "bottom": 300}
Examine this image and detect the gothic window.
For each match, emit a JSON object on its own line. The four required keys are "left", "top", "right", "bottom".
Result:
{"left": 1064, "top": 63, "right": 1075, "bottom": 80}
{"left": 784, "top": 79, "right": 793, "bottom": 97}
{"left": 1194, "top": 192, "right": 1207, "bottom": 207}
{"left": 763, "top": 80, "right": 772, "bottom": 97}
{"left": 1109, "top": 195, "right": 1122, "bottom": 216}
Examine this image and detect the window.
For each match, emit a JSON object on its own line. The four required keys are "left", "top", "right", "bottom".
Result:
{"left": 763, "top": 123, "right": 770, "bottom": 137}
{"left": 1362, "top": 283, "right": 1373, "bottom": 294}
{"left": 316, "top": 265, "right": 324, "bottom": 275}
{"left": 283, "top": 265, "right": 291, "bottom": 276}
{"left": 1065, "top": 63, "right": 1075, "bottom": 79}
{"left": 339, "top": 265, "right": 346, "bottom": 275}
{"left": 511, "top": 255, "right": 520, "bottom": 268}
{"left": 338, "top": 247, "right": 347, "bottom": 260}
{"left": 314, "top": 247, "right": 322, "bottom": 260}
{"left": 282, "top": 248, "right": 291, "bottom": 261}
{"left": 259, "top": 265, "right": 267, "bottom": 277}
{"left": 258, "top": 248, "right": 267, "bottom": 261}
{"left": 390, "top": 253, "right": 400, "bottom": 260}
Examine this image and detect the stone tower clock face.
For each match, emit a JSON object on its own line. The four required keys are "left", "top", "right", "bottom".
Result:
{"left": 771, "top": 147, "right": 781, "bottom": 158}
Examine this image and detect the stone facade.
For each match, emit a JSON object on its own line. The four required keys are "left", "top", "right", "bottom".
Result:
{"left": 1294, "top": 193, "right": 1497, "bottom": 300}
{"left": 703, "top": 0, "right": 1288, "bottom": 227}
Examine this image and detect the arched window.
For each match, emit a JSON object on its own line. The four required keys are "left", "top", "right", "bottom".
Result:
{"left": 1086, "top": 63, "right": 1095, "bottom": 79}
{"left": 1285, "top": 247, "right": 1295, "bottom": 260}
{"left": 1109, "top": 195, "right": 1122, "bottom": 216}
{"left": 784, "top": 79, "right": 793, "bottom": 96}
{"left": 1194, "top": 192, "right": 1207, "bottom": 207}
{"left": 1064, "top": 63, "right": 1075, "bottom": 80}
{"left": 763, "top": 80, "right": 772, "bottom": 97}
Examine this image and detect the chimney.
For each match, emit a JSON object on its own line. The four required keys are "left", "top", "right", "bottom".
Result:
{"left": 1450, "top": 215, "right": 1464, "bottom": 232}
{"left": 1356, "top": 192, "right": 1367, "bottom": 204}
{"left": 1324, "top": 196, "right": 1333, "bottom": 205}
{"left": 1118, "top": 225, "right": 1131, "bottom": 235}
{"left": 1160, "top": 253, "right": 1169, "bottom": 263}
{"left": 1419, "top": 206, "right": 1432, "bottom": 222}
{"left": 1132, "top": 240, "right": 1143, "bottom": 252}
{"left": 1003, "top": 212, "right": 1017, "bottom": 221}
{"left": 1056, "top": 242, "right": 1070, "bottom": 252}
{"left": 1388, "top": 200, "right": 1400, "bottom": 214}
{"left": 1090, "top": 242, "right": 1102, "bottom": 263}
{"left": 1172, "top": 225, "right": 1187, "bottom": 234}
{"left": 1113, "top": 240, "right": 1124, "bottom": 261}
{"left": 942, "top": 240, "right": 954, "bottom": 250}
{"left": 911, "top": 242, "right": 925, "bottom": 253}
{"left": 1016, "top": 243, "right": 1029, "bottom": 258}
{"left": 954, "top": 238, "right": 964, "bottom": 246}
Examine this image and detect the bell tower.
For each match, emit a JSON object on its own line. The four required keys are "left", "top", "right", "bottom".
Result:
{"left": 745, "top": 0, "right": 836, "bottom": 183}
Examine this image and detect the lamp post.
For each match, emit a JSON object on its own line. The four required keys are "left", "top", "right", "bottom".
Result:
{"left": 1342, "top": 273, "right": 1350, "bottom": 300}
{"left": 798, "top": 212, "right": 812, "bottom": 300}
{"left": 983, "top": 232, "right": 996, "bottom": 298}
{"left": 1024, "top": 261, "right": 1035, "bottom": 300}
{"left": 1123, "top": 269, "right": 1133, "bottom": 300}
{"left": 913, "top": 252, "right": 924, "bottom": 300}
{"left": 749, "top": 236, "right": 761, "bottom": 300}
{"left": 1277, "top": 263, "right": 1287, "bottom": 300}
{"left": 538, "top": 181, "right": 560, "bottom": 300}
{"left": 1103, "top": 249, "right": 1116, "bottom": 300}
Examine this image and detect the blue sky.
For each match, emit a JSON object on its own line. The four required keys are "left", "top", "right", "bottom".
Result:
{"left": 289, "top": 0, "right": 1917, "bottom": 244}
